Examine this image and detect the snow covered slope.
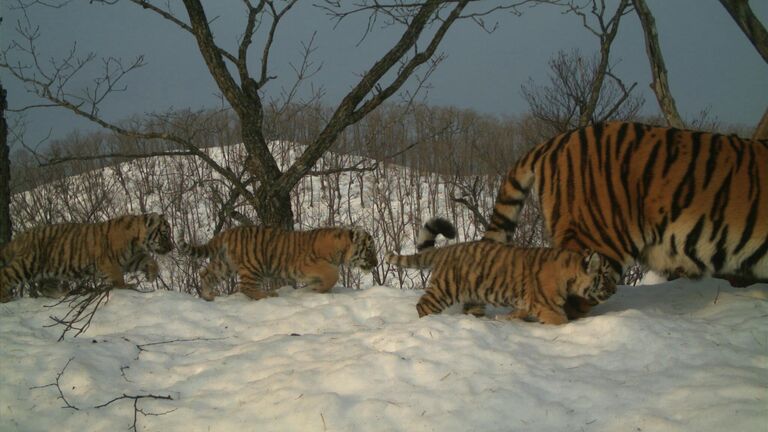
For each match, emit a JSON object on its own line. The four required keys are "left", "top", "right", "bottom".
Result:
{"left": 1, "top": 278, "right": 766, "bottom": 431}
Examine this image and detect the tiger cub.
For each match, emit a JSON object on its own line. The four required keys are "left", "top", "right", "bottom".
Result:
{"left": 386, "top": 217, "right": 616, "bottom": 324}
{"left": 178, "top": 225, "right": 378, "bottom": 301}
{"left": 484, "top": 121, "right": 768, "bottom": 318}
{"left": 0, "top": 213, "right": 174, "bottom": 302}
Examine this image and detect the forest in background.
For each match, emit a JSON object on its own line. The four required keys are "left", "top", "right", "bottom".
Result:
{"left": 8, "top": 100, "right": 754, "bottom": 299}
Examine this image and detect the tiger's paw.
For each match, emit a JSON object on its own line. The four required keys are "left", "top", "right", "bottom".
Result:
{"left": 143, "top": 262, "right": 159, "bottom": 283}
{"left": 197, "top": 287, "right": 216, "bottom": 302}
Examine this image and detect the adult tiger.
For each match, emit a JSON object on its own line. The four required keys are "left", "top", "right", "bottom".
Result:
{"left": 0, "top": 213, "right": 174, "bottom": 302}
{"left": 178, "top": 225, "right": 378, "bottom": 301}
{"left": 484, "top": 121, "right": 768, "bottom": 317}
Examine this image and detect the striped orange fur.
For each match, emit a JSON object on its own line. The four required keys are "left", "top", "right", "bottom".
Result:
{"left": 0, "top": 213, "right": 174, "bottom": 302}
{"left": 387, "top": 218, "right": 616, "bottom": 324}
{"left": 484, "top": 121, "right": 768, "bottom": 316}
{"left": 178, "top": 226, "right": 377, "bottom": 301}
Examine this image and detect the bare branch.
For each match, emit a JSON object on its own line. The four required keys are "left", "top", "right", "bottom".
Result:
{"left": 43, "top": 284, "right": 111, "bottom": 341}
{"left": 258, "top": 1, "right": 300, "bottom": 87}
{"left": 131, "top": 336, "right": 229, "bottom": 360}
{"left": 308, "top": 160, "right": 379, "bottom": 176}
{"left": 108, "top": 0, "right": 241, "bottom": 65}
{"left": 29, "top": 357, "right": 79, "bottom": 410}
{"left": 279, "top": 0, "right": 470, "bottom": 193}
{"left": 95, "top": 393, "right": 176, "bottom": 432}
{"left": 41, "top": 149, "right": 197, "bottom": 167}
{"left": 719, "top": 0, "right": 768, "bottom": 64}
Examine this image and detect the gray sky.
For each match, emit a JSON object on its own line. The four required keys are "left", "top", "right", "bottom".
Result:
{"left": 1, "top": 1, "right": 766, "bottom": 153}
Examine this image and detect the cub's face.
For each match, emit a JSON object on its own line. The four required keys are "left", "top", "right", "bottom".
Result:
{"left": 146, "top": 213, "right": 175, "bottom": 255}
{"left": 350, "top": 230, "right": 378, "bottom": 271}
{"left": 576, "top": 251, "right": 618, "bottom": 303}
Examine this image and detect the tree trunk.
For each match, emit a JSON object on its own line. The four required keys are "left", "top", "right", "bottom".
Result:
{"left": 753, "top": 107, "right": 768, "bottom": 140}
{"left": 0, "top": 83, "right": 12, "bottom": 245}
{"left": 719, "top": 0, "right": 768, "bottom": 64}
{"left": 254, "top": 187, "right": 294, "bottom": 229}
{"left": 632, "top": 0, "right": 685, "bottom": 129}
{"left": 240, "top": 110, "right": 294, "bottom": 229}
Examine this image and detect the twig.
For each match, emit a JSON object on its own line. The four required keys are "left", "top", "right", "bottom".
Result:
{"left": 132, "top": 336, "right": 229, "bottom": 360}
{"left": 95, "top": 393, "right": 176, "bottom": 432}
{"left": 29, "top": 357, "right": 79, "bottom": 410}
{"left": 44, "top": 283, "right": 112, "bottom": 341}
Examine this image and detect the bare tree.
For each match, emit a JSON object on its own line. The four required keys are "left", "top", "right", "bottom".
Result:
{"left": 719, "top": 0, "right": 768, "bottom": 64}
{"left": 562, "top": 0, "right": 634, "bottom": 127}
{"left": 517, "top": 0, "right": 638, "bottom": 137}
{"left": 632, "top": 0, "right": 684, "bottom": 128}
{"left": 0, "top": 82, "right": 11, "bottom": 245}
{"left": 0, "top": 0, "right": 502, "bottom": 228}
{"left": 521, "top": 49, "right": 644, "bottom": 136}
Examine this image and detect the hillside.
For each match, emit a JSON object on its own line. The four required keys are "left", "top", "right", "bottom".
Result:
{"left": 1, "top": 142, "right": 766, "bottom": 431}
{"left": 1, "top": 278, "right": 766, "bottom": 431}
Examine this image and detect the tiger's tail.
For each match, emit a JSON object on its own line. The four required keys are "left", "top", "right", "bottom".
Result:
{"left": 386, "top": 217, "right": 456, "bottom": 269}
{"left": 483, "top": 151, "right": 537, "bottom": 243}
{"left": 385, "top": 248, "right": 442, "bottom": 270}
{"left": 176, "top": 234, "right": 220, "bottom": 259}
{"left": 416, "top": 217, "right": 456, "bottom": 251}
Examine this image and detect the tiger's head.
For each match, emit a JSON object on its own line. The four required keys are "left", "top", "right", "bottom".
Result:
{"left": 347, "top": 229, "right": 378, "bottom": 271}
{"left": 572, "top": 251, "right": 618, "bottom": 304}
{"left": 144, "top": 213, "right": 174, "bottom": 254}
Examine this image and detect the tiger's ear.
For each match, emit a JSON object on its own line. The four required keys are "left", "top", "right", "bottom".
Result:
{"left": 350, "top": 228, "right": 368, "bottom": 242}
{"left": 582, "top": 250, "right": 603, "bottom": 274}
{"left": 144, "top": 213, "right": 160, "bottom": 227}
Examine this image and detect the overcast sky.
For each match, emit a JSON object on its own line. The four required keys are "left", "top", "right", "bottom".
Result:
{"left": 1, "top": 1, "right": 766, "bottom": 153}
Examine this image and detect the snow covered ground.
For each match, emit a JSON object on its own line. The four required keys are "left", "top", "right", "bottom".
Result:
{"left": 1, "top": 277, "right": 766, "bottom": 431}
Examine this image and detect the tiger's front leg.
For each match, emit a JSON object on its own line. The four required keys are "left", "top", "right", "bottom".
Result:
{"left": 0, "top": 279, "right": 13, "bottom": 303}
{"left": 533, "top": 306, "right": 569, "bottom": 325}
{"left": 238, "top": 269, "right": 276, "bottom": 301}
{"left": 0, "top": 265, "right": 23, "bottom": 302}
{"left": 140, "top": 257, "right": 160, "bottom": 283}
{"left": 99, "top": 261, "right": 129, "bottom": 289}
{"left": 563, "top": 295, "right": 595, "bottom": 320}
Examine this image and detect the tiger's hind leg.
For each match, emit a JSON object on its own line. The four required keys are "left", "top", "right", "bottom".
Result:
{"left": 416, "top": 278, "right": 457, "bottom": 318}
{"left": 198, "top": 258, "right": 230, "bottom": 301}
